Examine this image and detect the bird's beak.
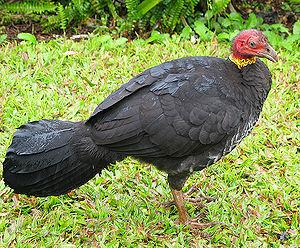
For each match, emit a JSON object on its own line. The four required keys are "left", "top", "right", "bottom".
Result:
{"left": 257, "top": 44, "right": 278, "bottom": 62}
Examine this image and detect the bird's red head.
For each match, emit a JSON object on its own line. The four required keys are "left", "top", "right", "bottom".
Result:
{"left": 232, "top": 29, "right": 278, "bottom": 63}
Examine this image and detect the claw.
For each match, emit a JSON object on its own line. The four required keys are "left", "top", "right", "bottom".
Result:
{"left": 170, "top": 188, "right": 222, "bottom": 229}
{"left": 163, "top": 185, "right": 215, "bottom": 208}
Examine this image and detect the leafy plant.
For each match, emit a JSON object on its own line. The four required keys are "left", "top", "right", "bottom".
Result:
{"left": 193, "top": 20, "right": 213, "bottom": 41}
{"left": 17, "top": 33, "right": 37, "bottom": 44}
{"left": 205, "top": 0, "right": 231, "bottom": 20}
{"left": 0, "top": 34, "right": 7, "bottom": 44}
{"left": 0, "top": 0, "right": 109, "bottom": 32}
{"left": 0, "top": 0, "right": 221, "bottom": 34}
{"left": 293, "top": 20, "right": 300, "bottom": 35}
{"left": 0, "top": 0, "right": 298, "bottom": 41}
{"left": 170, "top": 9, "right": 299, "bottom": 54}
{"left": 123, "top": 0, "right": 202, "bottom": 33}
{"left": 0, "top": 1, "right": 57, "bottom": 14}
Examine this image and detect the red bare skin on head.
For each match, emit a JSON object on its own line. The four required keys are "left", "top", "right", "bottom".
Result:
{"left": 231, "top": 29, "right": 278, "bottom": 62}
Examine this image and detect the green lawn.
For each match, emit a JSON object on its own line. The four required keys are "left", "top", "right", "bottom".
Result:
{"left": 0, "top": 36, "right": 299, "bottom": 247}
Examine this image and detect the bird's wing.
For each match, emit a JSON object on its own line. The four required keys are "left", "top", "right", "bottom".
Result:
{"left": 87, "top": 57, "right": 214, "bottom": 122}
{"left": 88, "top": 57, "right": 243, "bottom": 157}
{"left": 138, "top": 70, "right": 243, "bottom": 157}
{"left": 87, "top": 61, "right": 175, "bottom": 122}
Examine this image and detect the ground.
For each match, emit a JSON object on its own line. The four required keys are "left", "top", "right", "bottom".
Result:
{"left": 0, "top": 36, "right": 299, "bottom": 247}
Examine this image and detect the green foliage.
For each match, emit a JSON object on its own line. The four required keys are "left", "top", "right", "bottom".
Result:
{"left": 136, "top": 0, "right": 163, "bottom": 18}
{"left": 123, "top": 0, "right": 203, "bottom": 33}
{"left": 293, "top": 20, "right": 300, "bottom": 35}
{"left": 0, "top": 34, "right": 7, "bottom": 44}
{"left": 213, "top": 12, "right": 264, "bottom": 40}
{"left": 0, "top": 0, "right": 229, "bottom": 34}
{"left": 57, "top": 4, "right": 67, "bottom": 30}
{"left": 106, "top": 0, "right": 119, "bottom": 19}
{"left": 90, "top": 0, "right": 104, "bottom": 14}
{"left": 17, "top": 32, "right": 37, "bottom": 44}
{"left": 0, "top": 0, "right": 298, "bottom": 45}
{"left": 206, "top": 0, "right": 231, "bottom": 20}
{"left": 0, "top": 1, "right": 57, "bottom": 14}
{"left": 172, "top": 11, "right": 299, "bottom": 52}
{"left": 194, "top": 20, "right": 213, "bottom": 41}
{"left": 0, "top": 0, "right": 102, "bottom": 32}
{"left": 163, "top": 0, "right": 185, "bottom": 31}
{"left": 125, "top": 0, "right": 139, "bottom": 18}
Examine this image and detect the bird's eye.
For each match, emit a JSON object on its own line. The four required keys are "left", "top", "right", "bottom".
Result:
{"left": 249, "top": 41, "right": 256, "bottom": 48}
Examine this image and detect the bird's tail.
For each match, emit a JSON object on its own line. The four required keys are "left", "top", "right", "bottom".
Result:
{"left": 3, "top": 120, "right": 116, "bottom": 196}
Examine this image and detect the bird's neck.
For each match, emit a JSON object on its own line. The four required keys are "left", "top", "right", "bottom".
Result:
{"left": 229, "top": 54, "right": 257, "bottom": 69}
{"left": 237, "top": 58, "right": 272, "bottom": 109}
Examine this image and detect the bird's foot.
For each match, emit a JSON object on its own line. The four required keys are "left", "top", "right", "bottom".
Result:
{"left": 169, "top": 189, "right": 225, "bottom": 230}
{"left": 184, "top": 184, "right": 215, "bottom": 202}
{"left": 163, "top": 185, "right": 215, "bottom": 208}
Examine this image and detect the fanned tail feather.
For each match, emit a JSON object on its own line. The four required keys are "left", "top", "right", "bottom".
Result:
{"left": 3, "top": 120, "right": 112, "bottom": 196}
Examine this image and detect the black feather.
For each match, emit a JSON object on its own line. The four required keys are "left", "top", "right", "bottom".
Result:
{"left": 3, "top": 120, "right": 119, "bottom": 196}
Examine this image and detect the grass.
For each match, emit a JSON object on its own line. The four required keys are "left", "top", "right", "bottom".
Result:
{"left": 0, "top": 35, "right": 299, "bottom": 247}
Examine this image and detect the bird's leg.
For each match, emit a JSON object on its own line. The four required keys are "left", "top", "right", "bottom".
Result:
{"left": 171, "top": 188, "right": 224, "bottom": 229}
{"left": 171, "top": 189, "right": 188, "bottom": 223}
{"left": 168, "top": 173, "right": 224, "bottom": 229}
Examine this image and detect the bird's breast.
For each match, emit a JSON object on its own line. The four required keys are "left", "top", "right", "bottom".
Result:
{"left": 223, "top": 112, "right": 259, "bottom": 156}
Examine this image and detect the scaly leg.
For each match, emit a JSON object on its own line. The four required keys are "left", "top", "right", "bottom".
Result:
{"left": 171, "top": 189, "right": 188, "bottom": 223}
{"left": 167, "top": 172, "right": 224, "bottom": 228}
{"left": 171, "top": 188, "right": 225, "bottom": 229}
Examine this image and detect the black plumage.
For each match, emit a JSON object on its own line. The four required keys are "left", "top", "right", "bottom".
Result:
{"left": 3, "top": 29, "right": 277, "bottom": 227}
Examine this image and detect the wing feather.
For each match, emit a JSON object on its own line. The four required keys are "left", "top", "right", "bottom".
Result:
{"left": 88, "top": 56, "right": 243, "bottom": 158}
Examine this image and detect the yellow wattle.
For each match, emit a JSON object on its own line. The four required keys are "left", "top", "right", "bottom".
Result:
{"left": 229, "top": 55, "right": 257, "bottom": 69}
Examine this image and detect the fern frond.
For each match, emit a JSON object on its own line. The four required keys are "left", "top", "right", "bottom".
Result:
{"left": 125, "top": 0, "right": 140, "bottom": 19}
{"left": 149, "top": 11, "right": 160, "bottom": 27}
{"left": 182, "top": 0, "right": 200, "bottom": 17}
{"left": 0, "top": 1, "right": 57, "bottom": 14}
{"left": 58, "top": 4, "right": 67, "bottom": 30}
{"left": 90, "top": 0, "right": 106, "bottom": 14}
{"left": 71, "top": 0, "right": 90, "bottom": 19}
{"left": 136, "top": 0, "right": 162, "bottom": 18}
{"left": 42, "top": 15, "right": 60, "bottom": 33}
{"left": 106, "top": 0, "right": 119, "bottom": 19}
{"left": 41, "top": 3, "right": 69, "bottom": 32}
{"left": 208, "top": 0, "right": 230, "bottom": 16}
{"left": 163, "top": 0, "right": 184, "bottom": 31}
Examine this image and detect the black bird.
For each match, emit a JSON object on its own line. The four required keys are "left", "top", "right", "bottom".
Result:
{"left": 3, "top": 29, "right": 278, "bottom": 228}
